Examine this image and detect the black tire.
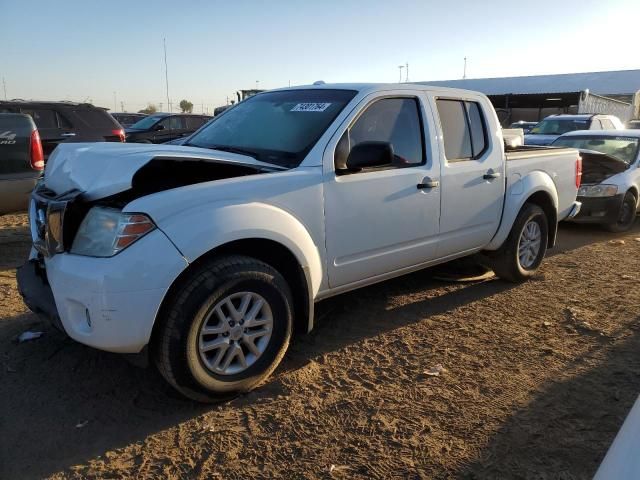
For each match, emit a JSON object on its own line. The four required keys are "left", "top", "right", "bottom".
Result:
{"left": 153, "top": 255, "right": 293, "bottom": 402}
{"left": 603, "top": 191, "right": 637, "bottom": 233}
{"left": 490, "top": 203, "right": 548, "bottom": 283}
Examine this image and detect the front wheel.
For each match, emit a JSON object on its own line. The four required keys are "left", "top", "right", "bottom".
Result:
{"left": 490, "top": 203, "right": 549, "bottom": 283}
{"left": 153, "top": 255, "right": 293, "bottom": 402}
{"left": 603, "top": 191, "right": 637, "bottom": 233}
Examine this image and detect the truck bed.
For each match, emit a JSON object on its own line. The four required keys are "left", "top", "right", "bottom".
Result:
{"left": 505, "top": 145, "right": 577, "bottom": 161}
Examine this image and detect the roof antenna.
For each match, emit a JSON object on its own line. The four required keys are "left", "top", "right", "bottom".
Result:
{"left": 463, "top": 57, "right": 467, "bottom": 79}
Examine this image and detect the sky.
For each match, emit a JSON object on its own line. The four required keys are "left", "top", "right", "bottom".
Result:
{"left": 1, "top": 0, "right": 638, "bottom": 114}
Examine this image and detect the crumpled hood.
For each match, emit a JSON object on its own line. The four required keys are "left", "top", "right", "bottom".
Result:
{"left": 44, "top": 142, "right": 281, "bottom": 200}
{"left": 524, "top": 134, "right": 559, "bottom": 146}
{"left": 580, "top": 149, "right": 629, "bottom": 184}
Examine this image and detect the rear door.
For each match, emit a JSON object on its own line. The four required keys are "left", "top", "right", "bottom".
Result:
{"left": 324, "top": 92, "right": 441, "bottom": 287}
{"left": 430, "top": 95, "right": 505, "bottom": 257}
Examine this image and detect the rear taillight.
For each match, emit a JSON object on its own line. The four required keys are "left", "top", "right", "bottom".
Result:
{"left": 30, "top": 129, "right": 44, "bottom": 170}
{"left": 112, "top": 128, "right": 125, "bottom": 142}
{"left": 575, "top": 156, "right": 582, "bottom": 188}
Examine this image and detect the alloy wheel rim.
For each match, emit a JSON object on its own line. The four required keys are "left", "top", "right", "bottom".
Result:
{"left": 518, "top": 220, "right": 542, "bottom": 269}
{"left": 198, "top": 291, "right": 273, "bottom": 376}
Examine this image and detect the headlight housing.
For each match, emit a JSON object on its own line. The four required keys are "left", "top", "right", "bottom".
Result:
{"left": 578, "top": 184, "right": 618, "bottom": 198}
{"left": 71, "top": 207, "right": 155, "bottom": 257}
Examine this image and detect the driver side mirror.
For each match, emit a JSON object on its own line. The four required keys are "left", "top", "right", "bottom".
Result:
{"left": 339, "top": 141, "right": 394, "bottom": 172}
{"left": 153, "top": 123, "right": 165, "bottom": 131}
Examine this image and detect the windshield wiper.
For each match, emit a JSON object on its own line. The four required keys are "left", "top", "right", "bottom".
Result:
{"left": 204, "top": 144, "right": 259, "bottom": 159}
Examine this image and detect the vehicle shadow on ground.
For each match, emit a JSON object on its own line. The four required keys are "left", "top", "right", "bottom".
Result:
{"left": 458, "top": 319, "right": 640, "bottom": 479}
{"left": 1, "top": 267, "right": 514, "bottom": 479}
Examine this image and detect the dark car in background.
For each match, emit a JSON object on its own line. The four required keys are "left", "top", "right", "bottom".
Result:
{"left": 0, "top": 100, "right": 125, "bottom": 159}
{"left": 111, "top": 112, "right": 147, "bottom": 127}
{"left": 0, "top": 113, "right": 44, "bottom": 214}
{"left": 125, "top": 113, "right": 210, "bottom": 143}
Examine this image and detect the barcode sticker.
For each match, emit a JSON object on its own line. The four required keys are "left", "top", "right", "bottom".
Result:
{"left": 291, "top": 103, "right": 332, "bottom": 112}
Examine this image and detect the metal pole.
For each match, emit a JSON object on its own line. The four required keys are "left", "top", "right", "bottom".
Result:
{"left": 2, "top": 77, "right": 6, "bottom": 100}
{"left": 405, "top": 62, "right": 409, "bottom": 82}
{"left": 398, "top": 65, "right": 404, "bottom": 83}
{"left": 463, "top": 57, "right": 467, "bottom": 79}
{"left": 164, "top": 38, "right": 170, "bottom": 112}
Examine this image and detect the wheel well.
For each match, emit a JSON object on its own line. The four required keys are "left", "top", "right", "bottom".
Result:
{"left": 628, "top": 186, "right": 639, "bottom": 206}
{"left": 153, "top": 239, "right": 311, "bottom": 346}
{"left": 525, "top": 191, "right": 557, "bottom": 247}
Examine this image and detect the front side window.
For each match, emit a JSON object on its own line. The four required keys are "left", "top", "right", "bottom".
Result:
{"left": 436, "top": 99, "right": 487, "bottom": 160}
{"left": 187, "top": 89, "right": 357, "bottom": 167}
{"left": 131, "top": 115, "right": 164, "bottom": 130}
{"left": 347, "top": 97, "right": 424, "bottom": 166}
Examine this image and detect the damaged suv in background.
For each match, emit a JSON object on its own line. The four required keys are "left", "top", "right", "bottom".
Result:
{"left": 553, "top": 130, "right": 640, "bottom": 232}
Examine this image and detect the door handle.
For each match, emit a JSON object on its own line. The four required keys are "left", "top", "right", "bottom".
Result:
{"left": 483, "top": 170, "right": 501, "bottom": 180}
{"left": 417, "top": 179, "right": 439, "bottom": 189}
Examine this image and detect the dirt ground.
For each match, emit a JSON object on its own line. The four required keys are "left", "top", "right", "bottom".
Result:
{"left": 1, "top": 212, "right": 639, "bottom": 480}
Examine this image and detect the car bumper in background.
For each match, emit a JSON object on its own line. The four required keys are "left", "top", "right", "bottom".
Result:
{"left": 17, "top": 229, "right": 188, "bottom": 353}
{"left": 569, "top": 194, "right": 625, "bottom": 224}
{"left": 0, "top": 177, "right": 40, "bottom": 215}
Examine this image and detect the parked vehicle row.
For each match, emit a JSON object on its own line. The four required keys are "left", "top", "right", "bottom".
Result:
{"left": 17, "top": 83, "right": 583, "bottom": 401}
{"left": 125, "top": 113, "right": 211, "bottom": 143}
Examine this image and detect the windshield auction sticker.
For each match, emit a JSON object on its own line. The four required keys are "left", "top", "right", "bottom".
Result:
{"left": 291, "top": 103, "right": 332, "bottom": 112}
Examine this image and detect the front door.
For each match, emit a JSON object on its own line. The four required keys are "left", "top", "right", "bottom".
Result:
{"left": 324, "top": 95, "right": 441, "bottom": 288}
{"left": 432, "top": 97, "right": 504, "bottom": 257}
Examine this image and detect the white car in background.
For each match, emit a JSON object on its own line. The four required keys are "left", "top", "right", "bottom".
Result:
{"left": 553, "top": 130, "right": 640, "bottom": 231}
{"left": 525, "top": 114, "right": 624, "bottom": 146}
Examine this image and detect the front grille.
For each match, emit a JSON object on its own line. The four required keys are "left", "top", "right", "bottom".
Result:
{"left": 29, "top": 185, "right": 83, "bottom": 257}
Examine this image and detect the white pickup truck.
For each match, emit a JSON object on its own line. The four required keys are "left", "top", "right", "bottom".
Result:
{"left": 18, "top": 84, "right": 582, "bottom": 401}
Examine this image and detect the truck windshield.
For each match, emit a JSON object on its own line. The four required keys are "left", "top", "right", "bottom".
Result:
{"left": 553, "top": 135, "right": 640, "bottom": 164}
{"left": 186, "top": 89, "right": 357, "bottom": 167}
{"left": 529, "top": 119, "right": 589, "bottom": 135}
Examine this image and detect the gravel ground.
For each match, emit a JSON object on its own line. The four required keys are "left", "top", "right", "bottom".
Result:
{"left": 1, "top": 212, "right": 639, "bottom": 479}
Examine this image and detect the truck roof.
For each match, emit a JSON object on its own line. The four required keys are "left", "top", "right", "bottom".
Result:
{"left": 270, "top": 82, "right": 487, "bottom": 97}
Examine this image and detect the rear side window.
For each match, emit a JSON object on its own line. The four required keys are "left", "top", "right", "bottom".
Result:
{"left": 73, "top": 109, "right": 118, "bottom": 128}
{"left": 349, "top": 97, "right": 424, "bottom": 165}
{"left": 186, "top": 116, "right": 208, "bottom": 129}
{"left": 591, "top": 119, "right": 602, "bottom": 130}
{"left": 600, "top": 118, "right": 614, "bottom": 129}
{"left": 20, "top": 108, "right": 57, "bottom": 129}
{"left": 436, "top": 99, "right": 488, "bottom": 160}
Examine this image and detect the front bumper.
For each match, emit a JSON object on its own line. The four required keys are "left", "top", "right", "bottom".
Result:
{"left": 569, "top": 193, "right": 625, "bottom": 224}
{"left": 18, "top": 229, "right": 188, "bottom": 353}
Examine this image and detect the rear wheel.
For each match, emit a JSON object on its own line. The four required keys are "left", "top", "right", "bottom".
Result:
{"left": 490, "top": 203, "right": 548, "bottom": 283}
{"left": 154, "top": 255, "right": 293, "bottom": 402}
{"left": 603, "top": 191, "right": 637, "bottom": 233}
